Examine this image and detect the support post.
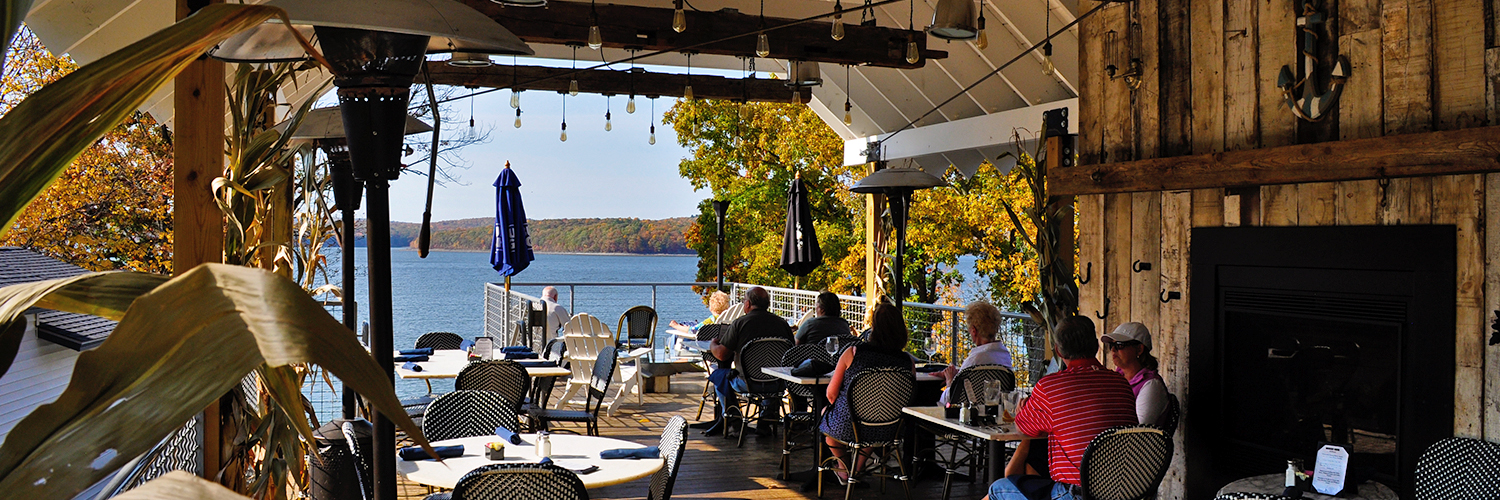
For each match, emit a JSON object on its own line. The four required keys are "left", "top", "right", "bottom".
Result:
{"left": 862, "top": 162, "right": 885, "bottom": 313}
{"left": 174, "top": 0, "right": 224, "bottom": 482}
{"left": 713, "top": 199, "right": 729, "bottom": 291}
{"left": 365, "top": 181, "right": 396, "bottom": 500}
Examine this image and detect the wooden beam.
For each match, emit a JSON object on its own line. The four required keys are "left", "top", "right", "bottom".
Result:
{"left": 423, "top": 62, "right": 801, "bottom": 102}
{"left": 460, "top": 0, "right": 945, "bottom": 69}
{"left": 1049, "top": 126, "right": 1500, "bottom": 196}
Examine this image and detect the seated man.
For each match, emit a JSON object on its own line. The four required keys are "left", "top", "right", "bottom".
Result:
{"left": 541, "top": 286, "right": 569, "bottom": 344}
{"left": 795, "top": 291, "right": 852, "bottom": 346}
{"left": 703, "top": 286, "right": 793, "bottom": 436}
{"left": 986, "top": 315, "right": 1136, "bottom": 500}
{"left": 938, "top": 300, "right": 1013, "bottom": 406}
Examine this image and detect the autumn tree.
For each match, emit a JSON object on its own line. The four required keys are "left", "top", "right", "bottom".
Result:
{"left": 0, "top": 27, "right": 173, "bottom": 273}
{"left": 906, "top": 159, "right": 1039, "bottom": 310}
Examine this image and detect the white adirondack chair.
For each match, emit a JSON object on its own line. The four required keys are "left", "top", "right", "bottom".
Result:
{"left": 556, "top": 313, "right": 614, "bottom": 408}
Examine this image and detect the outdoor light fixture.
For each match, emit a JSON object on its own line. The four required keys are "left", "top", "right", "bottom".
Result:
{"left": 1040, "top": 0, "right": 1054, "bottom": 77}
{"left": 673, "top": 0, "right": 687, "bottom": 32}
{"left": 649, "top": 97, "right": 658, "bottom": 145}
{"left": 627, "top": 52, "right": 639, "bottom": 113}
{"left": 787, "top": 60, "right": 820, "bottom": 105}
{"left": 832, "top": 0, "right": 846, "bottom": 40}
{"left": 756, "top": 0, "right": 770, "bottom": 57}
{"left": 587, "top": 0, "right": 603, "bottom": 49}
{"left": 928, "top": 0, "right": 976, "bottom": 40}
{"left": 905, "top": 0, "right": 920, "bottom": 63}
{"left": 684, "top": 52, "right": 695, "bottom": 100}
{"left": 209, "top": 2, "right": 531, "bottom": 499}
{"left": 604, "top": 96, "right": 613, "bottom": 131}
{"left": 843, "top": 64, "right": 853, "bottom": 125}
{"left": 568, "top": 44, "right": 581, "bottom": 96}
{"left": 975, "top": 7, "right": 988, "bottom": 49}
{"left": 514, "top": 108, "right": 523, "bottom": 128}
{"left": 447, "top": 51, "right": 494, "bottom": 67}
{"left": 850, "top": 164, "right": 947, "bottom": 311}
{"left": 560, "top": 92, "right": 569, "bottom": 142}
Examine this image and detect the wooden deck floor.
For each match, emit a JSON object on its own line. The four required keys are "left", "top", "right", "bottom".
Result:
{"left": 396, "top": 378, "right": 994, "bottom": 500}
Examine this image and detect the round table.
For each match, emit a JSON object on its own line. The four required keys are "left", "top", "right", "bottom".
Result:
{"left": 1216, "top": 473, "right": 1399, "bottom": 500}
{"left": 396, "top": 434, "right": 663, "bottom": 490}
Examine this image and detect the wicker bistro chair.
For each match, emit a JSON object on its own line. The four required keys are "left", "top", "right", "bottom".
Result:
{"left": 529, "top": 346, "right": 617, "bottom": 436}
{"left": 1158, "top": 393, "right": 1180, "bottom": 435}
{"left": 415, "top": 331, "right": 465, "bottom": 350}
{"left": 1414, "top": 437, "right": 1500, "bottom": 499}
{"left": 818, "top": 366, "right": 916, "bottom": 500}
{"left": 728, "top": 337, "right": 793, "bottom": 447}
{"left": 1079, "top": 425, "right": 1174, "bottom": 500}
{"left": 693, "top": 323, "right": 727, "bottom": 421}
{"left": 446, "top": 462, "right": 589, "bottom": 500}
{"left": 456, "top": 360, "right": 532, "bottom": 407}
{"left": 780, "top": 343, "right": 835, "bottom": 480}
{"left": 523, "top": 338, "right": 569, "bottom": 421}
{"left": 924, "top": 364, "right": 1015, "bottom": 500}
{"left": 618, "top": 305, "right": 659, "bottom": 349}
{"left": 420, "top": 390, "right": 523, "bottom": 442}
{"left": 648, "top": 416, "right": 690, "bottom": 500}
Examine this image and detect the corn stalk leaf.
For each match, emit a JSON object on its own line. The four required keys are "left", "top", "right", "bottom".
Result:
{"left": 112, "top": 471, "right": 253, "bottom": 500}
{"left": 0, "top": 4, "right": 282, "bottom": 238}
{"left": 0, "top": 264, "right": 429, "bottom": 499}
{"left": 0, "top": 272, "right": 169, "bottom": 378}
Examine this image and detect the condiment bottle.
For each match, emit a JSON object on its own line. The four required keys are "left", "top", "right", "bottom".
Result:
{"left": 537, "top": 431, "right": 552, "bottom": 458}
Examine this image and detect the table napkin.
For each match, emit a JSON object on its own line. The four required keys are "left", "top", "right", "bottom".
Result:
{"left": 600, "top": 446, "right": 660, "bottom": 459}
{"left": 494, "top": 426, "right": 523, "bottom": 445}
{"left": 398, "top": 348, "right": 434, "bottom": 356}
{"left": 504, "top": 352, "right": 539, "bottom": 360}
{"left": 459, "top": 339, "right": 474, "bottom": 351}
{"left": 393, "top": 355, "right": 429, "bottom": 362}
{"left": 398, "top": 445, "right": 463, "bottom": 461}
{"left": 501, "top": 346, "right": 533, "bottom": 353}
{"left": 516, "top": 360, "right": 558, "bottom": 368}
{"left": 401, "top": 362, "right": 423, "bottom": 372}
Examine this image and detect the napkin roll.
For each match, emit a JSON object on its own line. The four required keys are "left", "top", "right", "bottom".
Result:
{"left": 401, "top": 362, "right": 423, "bottom": 372}
{"left": 398, "top": 445, "right": 463, "bottom": 461}
{"left": 494, "top": 426, "right": 523, "bottom": 445}
{"left": 600, "top": 446, "right": 660, "bottom": 459}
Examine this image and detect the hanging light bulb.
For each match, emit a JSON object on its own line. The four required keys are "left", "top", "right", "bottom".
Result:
{"left": 627, "top": 95, "right": 636, "bottom": 114}
{"left": 673, "top": 0, "right": 686, "bottom": 32}
{"left": 605, "top": 112, "right": 612, "bottom": 131}
{"left": 514, "top": 108, "right": 522, "bottom": 128}
{"left": 684, "top": 84, "right": 694, "bottom": 100}
{"left": 588, "top": 25, "right": 602, "bottom": 50}
{"left": 975, "top": 9, "right": 988, "bottom": 49}
{"left": 569, "top": 79, "right": 579, "bottom": 96}
{"left": 560, "top": 121, "right": 568, "bottom": 142}
{"left": 568, "top": 44, "right": 580, "bottom": 96}
{"left": 790, "top": 87, "right": 800, "bottom": 104}
{"left": 649, "top": 98, "right": 658, "bottom": 145}
{"left": 832, "top": 0, "right": 845, "bottom": 40}
{"left": 906, "top": 34, "right": 920, "bottom": 64}
{"left": 649, "top": 124, "right": 657, "bottom": 145}
{"left": 510, "top": 89, "right": 520, "bottom": 109}
{"left": 757, "top": 33, "right": 770, "bottom": 58}
{"left": 684, "top": 52, "right": 694, "bottom": 100}
{"left": 842, "top": 64, "right": 853, "bottom": 125}
{"left": 1042, "top": 41, "right": 1055, "bottom": 77}
{"left": 843, "top": 101, "right": 852, "bottom": 125}
{"left": 470, "top": 116, "right": 475, "bottom": 127}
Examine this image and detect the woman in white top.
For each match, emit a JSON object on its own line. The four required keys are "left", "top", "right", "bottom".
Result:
{"left": 1104, "top": 322, "right": 1170, "bottom": 426}
{"left": 938, "top": 301, "right": 1014, "bottom": 406}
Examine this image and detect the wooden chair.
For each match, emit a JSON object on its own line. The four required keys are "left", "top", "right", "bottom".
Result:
{"left": 556, "top": 314, "right": 613, "bottom": 408}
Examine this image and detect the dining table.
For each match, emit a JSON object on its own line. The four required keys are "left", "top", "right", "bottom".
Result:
{"left": 901, "top": 406, "right": 1030, "bottom": 484}
{"left": 1215, "top": 473, "right": 1399, "bottom": 500}
{"left": 393, "top": 349, "right": 571, "bottom": 380}
{"left": 396, "top": 433, "right": 663, "bottom": 490}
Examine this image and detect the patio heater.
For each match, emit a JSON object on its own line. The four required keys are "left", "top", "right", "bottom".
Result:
{"left": 713, "top": 199, "right": 730, "bottom": 291}
{"left": 211, "top": 2, "right": 532, "bottom": 500}
{"left": 273, "top": 107, "right": 433, "bottom": 420}
{"left": 849, "top": 164, "right": 946, "bottom": 312}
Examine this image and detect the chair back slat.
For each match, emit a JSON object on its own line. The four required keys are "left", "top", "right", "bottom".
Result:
{"left": 647, "top": 416, "right": 689, "bottom": 500}
{"left": 948, "top": 364, "right": 1015, "bottom": 407}
{"left": 1415, "top": 437, "right": 1500, "bottom": 500}
{"left": 452, "top": 463, "right": 590, "bottom": 500}
{"left": 696, "top": 323, "right": 726, "bottom": 342}
{"left": 415, "top": 331, "right": 464, "bottom": 350}
{"left": 1080, "top": 425, "right": 1173, "bottom": 500}
{"left": 847, "top": 366, "right": 914, "bottom": 443}
{"left": 455, "top": 360, "right": 532, "bottom": 407}
{"left": 421, "top": 390, "right": 521, "bottom": 442}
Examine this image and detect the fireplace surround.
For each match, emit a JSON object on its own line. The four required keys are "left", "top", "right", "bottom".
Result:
{"left": 1187, "top": 225, "right": 1455, "bottom": 498}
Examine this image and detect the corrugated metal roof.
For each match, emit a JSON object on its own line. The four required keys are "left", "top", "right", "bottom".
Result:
{"left": 0, "top": 247, "right": 118, "bottom": 351}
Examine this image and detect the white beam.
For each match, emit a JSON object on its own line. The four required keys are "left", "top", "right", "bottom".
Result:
{"left": 843, "top": 97, "right": 1076, "bottom": 178}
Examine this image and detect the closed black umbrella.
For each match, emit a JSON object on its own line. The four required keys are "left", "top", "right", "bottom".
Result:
{"left": 779, "top": 175, "right": 822, "bottom": 277}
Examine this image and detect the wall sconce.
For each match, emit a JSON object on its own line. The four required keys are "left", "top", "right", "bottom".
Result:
{"left": 1103, "top": 28, "right": 1142, "bottom": 89}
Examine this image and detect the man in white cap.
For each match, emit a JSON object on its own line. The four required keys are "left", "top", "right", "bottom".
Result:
{"left": 1103, "top": 321, "right": 1169, "bottom": 426}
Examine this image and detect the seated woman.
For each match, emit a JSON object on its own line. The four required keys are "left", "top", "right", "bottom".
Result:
{"left": 938, "top": 300, "right": 1013, "bottom": 406}
{"left": 820, "top": 297, "right": 915, "bottom": 484}
{"left": 669, "top": 290, "right": 731, "bottom": 336}
{"left": 1104, "top": 322, "right": 1169, "bottom": 426}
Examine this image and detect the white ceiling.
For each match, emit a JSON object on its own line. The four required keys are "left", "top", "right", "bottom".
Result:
{"left": 22, "top": 0, "right": 1080, "bottom": 176}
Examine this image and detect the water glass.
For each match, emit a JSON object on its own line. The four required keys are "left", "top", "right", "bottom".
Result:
{"left": 983, "top": 380, "right": 1004, "bottom": 406}
{"left": 924, "top": 336, "right": 941, "bottom": 362}
{"left": 824, "top": 337, "right": 840, "bottom": 359}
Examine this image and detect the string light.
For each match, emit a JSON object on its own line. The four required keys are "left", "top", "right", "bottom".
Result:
{"left": 831, "top": 0, "right": 845, "bottom": 40}
{"left": 468, "top": 87, "right": 475, "bottom": 128}
{"left": 627, "top": 51, "right": 638, "bottom": 113}
{"left": 684, "top": 52, "right": 694, "bottom": 100}
{"left": 1040, "top": 0, "right": 1054, "bottom": 76}
{"left": 975, "top": 1, "right": 988, "bottom": 49}
{"left": 605, "top": 95, "right": 613, "bottom": 131}
{"left": 673, "top": 0, "right": 686, "bottom": 32}
{"left": 510, "top": 55, "right": 521, "bottom": 109}
{"left": 756, "top": 0, "right": 770, "bottom": 57}
{"left": 588, "top": 0, "right": 602, "bottom": 49}
{"left": 649, "top": 97, "right": 657, "bottom": 145}
{"left": 843, "top": 64, "right": 853, "bottom": 125}
{"left": 560, "top": 92, "right": 568, "bottom": 142}
{"left": 905, "top": 0, "right": 920, "bottom": 64}
{"left": 569, "top": 44, "right": 580, "bottom": 96}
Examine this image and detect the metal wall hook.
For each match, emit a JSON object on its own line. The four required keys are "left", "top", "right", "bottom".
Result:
{"left": 1132, "top": 260, "right": 1152, "bottom": 273}
{"left": 1160, "top": 290, "right": 1180, "bottom": 303}
{"left": 1095, "top": 298, "right": 1110, "bottom": 319}
{"left": 1077, "top": 262, "right": 1092, "bottom": 285}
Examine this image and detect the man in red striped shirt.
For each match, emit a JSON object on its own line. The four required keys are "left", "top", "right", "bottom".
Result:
{"left": 986, "top": 316, "right": 1137, "bottom": 500}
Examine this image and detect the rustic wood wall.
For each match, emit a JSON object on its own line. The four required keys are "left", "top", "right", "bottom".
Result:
{"left": 1073, "top": 0, "right": 1500, "bottom": 497}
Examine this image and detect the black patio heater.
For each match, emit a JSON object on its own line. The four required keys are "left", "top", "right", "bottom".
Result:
{"left": 211, "top": 2, "right": 532, "bottom": 500}
{"left": 850, "top": 164, "right": 946, "bottom": 312}
{"left": 713, "top": 199, "right": 729, "bottom": 291}
{"left": 273, "top": 107, "right": 433, "bottom": 420}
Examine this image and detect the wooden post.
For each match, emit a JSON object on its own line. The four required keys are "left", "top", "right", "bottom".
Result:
{"left": 174, "top": 0, "right": 225, "bottom": 480}
{"left": 862, "top": 162, "right": 885, "bottom": 316}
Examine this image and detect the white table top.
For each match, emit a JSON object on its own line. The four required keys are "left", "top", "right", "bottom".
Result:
{"left": 762, "top": 366, "right": 944, "bottom": 385}
{"left": 396, "top": 434, "right": 663, "bottom": 490}
{"left": 394, "top": 350, "right": 571, "bottom": 379}
{"left": 901, "top": 406, "right": 1030, "bottom": 441}
{"left": 1216, "top": 473, "right": 1398, "bottom": 500}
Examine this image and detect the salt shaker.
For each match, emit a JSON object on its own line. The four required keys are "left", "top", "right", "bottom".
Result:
{"left": 537, "top": 431, "right": 552, "bottom": 458}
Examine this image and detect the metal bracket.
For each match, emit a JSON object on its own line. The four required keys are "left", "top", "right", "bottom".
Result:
{"left": 1095, "top": 297, "right": 1110, "bottom": 320}
{"left": 1159, "top": 290, "right": 1180, "bottom": 303}
{"left": 1077, "top": 262, "right": 1092, "bottom": 285}
{"left": 1132, "top": 260, "right": 1152, "bottom": 273}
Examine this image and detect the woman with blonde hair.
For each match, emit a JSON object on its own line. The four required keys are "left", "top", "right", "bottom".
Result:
{"left": 669, "top": 290, "right": 732, "bottom": 335}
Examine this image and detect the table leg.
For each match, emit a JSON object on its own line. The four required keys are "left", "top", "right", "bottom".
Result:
{"left": 987, "top": 440, "right": 1005, "bottom": 485}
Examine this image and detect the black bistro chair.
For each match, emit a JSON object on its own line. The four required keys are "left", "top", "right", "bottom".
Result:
{"left": 1414, "top": 437, "right": 1500, "bottom": 499}
{"left": 617, "top": 305, "right": 659, "bottom": 349}
{"left": 647, "top": 415, "right": 690, "bottom": 500}
{"left": 420, "top": 390, "right": 522, "bottom": 442}
{"left": 728, "top": 337, "right": 792, "bottom": 447}
{"left": 818, "top": 366, "right": 916, "bottom": 500}
{"left": 529, "top": 345, "right": 617, "bottom": 436}
{"left": 693, "top": 323, "right": 726, "bottom": 421}
{"left": 928, "top": 364, "right": 1014, "bottom": 500}
{"left": 1078, "top": 425, "right": 1174, "bottom": 500}
{"left": 442, "top": 462, "right": 589, "bottom": 500}
{"left": 1157, "top": 392, "right": 1180, "bottom": 435}
{"left": 780, "top": 343, "right": 833, "bottom": 480}
{"left": 415, "top": 331, "right": 465, "bottom": 350}
{"left": 455, "top": 360, "right": 532, "bottom": 406}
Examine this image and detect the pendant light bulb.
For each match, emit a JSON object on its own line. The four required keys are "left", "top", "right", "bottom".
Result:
{"left": 569, "top": 79, "right": 579, "bottom": 96}
{"left": 560, "top": 121, "right": 568, "bottom": 142}
{"left": 673, "top": 0, "right": 686, "bottom": 32}
{"left": 843, "top": 101, "right": 852, "bottom": 125}
{"left": 588, "top": 25, "right": 602, "bottom": 50}
{"left": 626, "top": 95, "right": 636, "bottom": 114}
{"left": 514, "top": 109, "right": 522, "bottom": 128}
{"left": 684, "top": 85, "right": 694, "bottom": 100}
{"left": 832, "top": 7, "right": 845, "bottom": 41}
{"left": 649, "top": 124, "right": 657, "bottom": 145}
{"left": 469, "top": 117, "right": 475, "bottom": 128}
{"left": 510, "top": 90, "right": 520, "bottom": 109}
{"left": 605, "top": 111, "right": 612, "bottom": 131}
{"left": 1042, "top": 42, "right": 1056, "bottom": 77}
{"left": 975, "top": 14, "right": 988, "bottom": 49}
{"left": 756, "top": 33, "right": 770, "bottom": 58}
{"left": 905, "top": 36, "right": 920, "bottom": 64}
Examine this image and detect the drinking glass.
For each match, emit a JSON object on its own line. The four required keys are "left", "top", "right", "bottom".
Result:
{"left": 1001, "top": 391, "right": 1021, "bottom": 423}
{"left": 923, "top": 336, "right": 941, "bottom": 362}
{"left": 824, "top": 336, "right": 841, "bottom": 359}
{"left": 983, "top": 380, "right": 1003, "bottom": 406}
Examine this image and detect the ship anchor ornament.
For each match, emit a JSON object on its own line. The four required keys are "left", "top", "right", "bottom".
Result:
{"left": 1276, "top": 0, "right": 1350, "bottom": 122}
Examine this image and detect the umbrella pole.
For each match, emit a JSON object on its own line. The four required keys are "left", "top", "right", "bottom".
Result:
{"left": 893, "top": 190, "right": 909, "bottom": 314}
{"left": 364, "top": 180, "right": 397, "bottom": 500}
{"left": 340, "top": 190, "right": 358, "bottom": 420}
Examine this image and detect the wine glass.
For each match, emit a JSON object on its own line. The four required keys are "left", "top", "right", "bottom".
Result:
{"left": 824, "top": 336, "right": 841, "bottom": 359}
{"left": 923, "top": 336, "right": 941, "bottom": 363}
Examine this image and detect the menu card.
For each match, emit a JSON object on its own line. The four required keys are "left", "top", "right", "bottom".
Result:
{"left": 1312, "top": 444, "right": 1350, "bottom": 496}
{"left": 473, "top": 337, "right": 494, "bottom": 360}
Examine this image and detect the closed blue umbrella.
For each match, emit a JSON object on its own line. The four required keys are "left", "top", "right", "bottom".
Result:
{"left": 491, "top": 163, "right": 534, "bottom": 276}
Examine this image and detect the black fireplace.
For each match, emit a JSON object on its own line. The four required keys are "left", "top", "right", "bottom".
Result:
{"left": 1188, "top": 225, "right": 1455, "bottom": 498}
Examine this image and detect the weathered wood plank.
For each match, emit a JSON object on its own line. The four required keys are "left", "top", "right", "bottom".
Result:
{"left": 1258, "top": 0, "right": 1298, "bottom": 229}
{"left": 1157, "top": 190, "right": 1190, "bottom": 500}
{"left": 1299, "top": 183, "right": 1338, "bottom": 225}
{"left": 1263, "top": 184, "right": 1299, "bottom": 226}
{"left": 424, "top": 63, "right": 803, "bottom": 102}
{"left": 1381, "top": 178, "right": 1412, "bottom": 225}
{"left": 1104, "top": 193, "right": 1133, "bottom": 334}
{"left": 1192, "top": 189, "right": 1226, "bottom": 228}
{"left": 1049, "top": 126, "right": 1500, "bottom": 195}
{"left": 1190, "top": 0, "right": 1226, "bottom": 155}
{"left": 1103, "top": 3, "right": 1135, "bottom": 164}
{"left": 1137, "top": 0, "right": 1161, "bottom": 161}
{"left": 1080, "top": 0, "right": 1107, "bottom": 166}
{"left": 1434, "top": 0, "right": 1489, "bottom": 129}
{"left": 1130, "top": 192, "right": 1162, "bottom": 338}
{"left": 1407, "top": 176, "right": 1435, "bottom": 224}
{"left": 1159, "top": 0, "right": 1194, "bottom": 158}
{"left": 1077, "top": 193, "right": 1105, "bottom": 340}
{"left": 1434, "top": 174, "right": 1485, "bottom": 437}
{"left": 1487, "top": 47, "right": 1500, "bottom": 126}
{"left": 1383, "top": 0, "right": 1434, "bottom": 135}
{"left": 1336, "top": 27, "right": 1384, "bottom": 226}
{"left": 1485, "top": 173, "right": 1500, "bottom": 441}
{"left": 1224, "top": 0, "right": 1258, "bottom": 152}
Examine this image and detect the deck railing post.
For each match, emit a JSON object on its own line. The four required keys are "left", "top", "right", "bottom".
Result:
{"left": 652, "top": 285, "right": 658, "bottom": 311}
{"left": 569, "top": 285, "right": 576, "bottom": 314}
{"left": 949, "top": 310, "right": 959, "bottom": 364}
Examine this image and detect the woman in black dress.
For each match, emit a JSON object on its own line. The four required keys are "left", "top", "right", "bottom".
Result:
{"left": 820, "top": 297, "right": 915, "bottom": 483}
